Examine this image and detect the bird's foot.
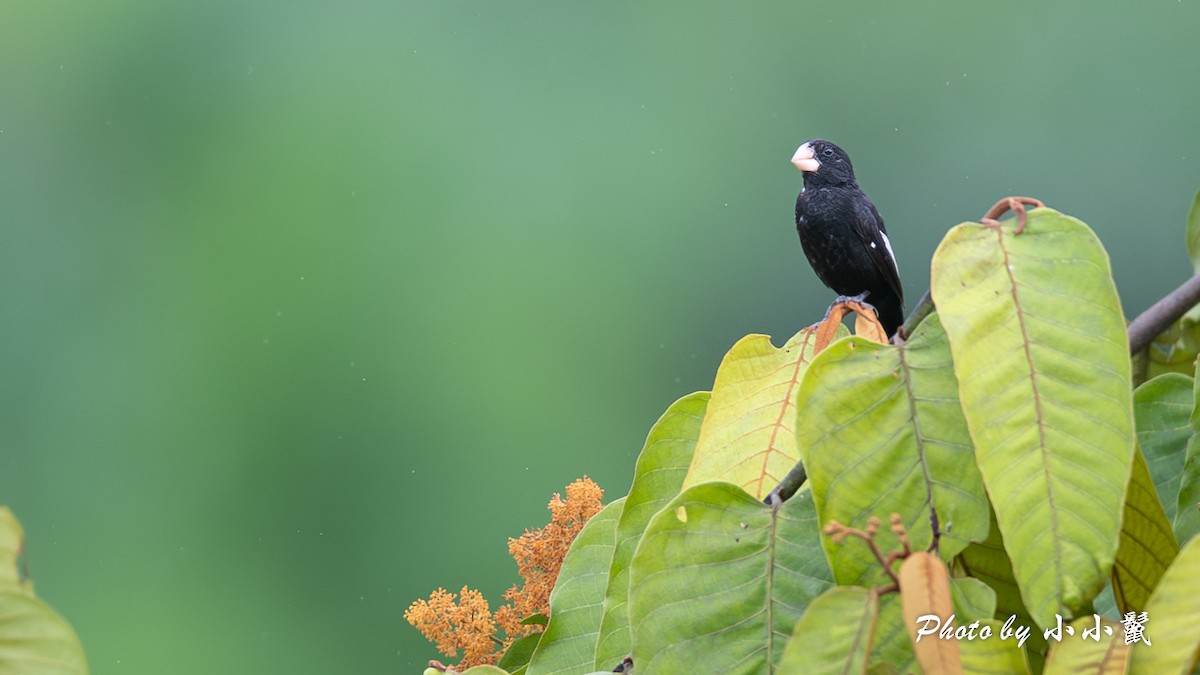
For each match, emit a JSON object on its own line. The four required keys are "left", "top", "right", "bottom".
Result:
{"left": 824, "top": 293, "right": 881, "bottom": 322}
{"left": 831, "top": 291, "right": 872, "bottom": 306}
{"left": 981, "top": 196, "right": 1044, "bottom": 235}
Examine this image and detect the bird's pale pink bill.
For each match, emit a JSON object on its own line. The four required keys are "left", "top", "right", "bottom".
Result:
{"left": 791, "top": 142, "right": 820, "bottom": 173}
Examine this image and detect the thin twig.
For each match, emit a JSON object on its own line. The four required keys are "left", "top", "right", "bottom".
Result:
{"left": 1127, "top": 272, "right": 1200, "bottom": 354}
{"left": 763, "top": 462, "right": 807, "bottom": 507}
{"left": 895, "top": 289, "right": 934, "bottom": 343}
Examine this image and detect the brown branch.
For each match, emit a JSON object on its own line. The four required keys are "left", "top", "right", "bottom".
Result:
{"left": 764, "top": 462, "right": 807, "bottom": 507}
{"left": 895, "top": 289, "right": 934, "bottom": 343}
{"left": 1127, "top": 272, "right": 1200, "bottom": 354}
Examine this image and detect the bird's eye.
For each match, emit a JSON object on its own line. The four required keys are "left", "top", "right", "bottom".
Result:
{"left": 822, "top": 148, "right": 835, "bottom": 157}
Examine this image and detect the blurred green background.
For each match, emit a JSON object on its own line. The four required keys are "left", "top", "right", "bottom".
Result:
{"left": 2, "top": 1, "right": 1198, "bottom": 672}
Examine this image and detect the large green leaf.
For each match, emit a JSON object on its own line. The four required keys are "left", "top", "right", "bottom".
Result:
{"left": 778, "top": 586, "right": 878, "bottom": 675}
{"left": 593, "top": 392, "right": 708, "bottom": 670}
{"left": 1127, "top": 535, "right": 1200, "bottom": 674}
{"left": 628, "top": 482, "right": 832, "bottom": 673}
{"left": 525, "top": 499, "right": 623, "bottom": 675}
{"left": 684, "top": 327, "right": 841, "bottom": 499}
{"left": 1133, "top": 373, "right": 1194, "bottom": 522}
{"left": 1111, "top": 448, "right": 1178, "bottom": 614}
{"left": 0, "top": 508, "right": 88, "bottom": 675}
{"left": 931, "top": 208, "right": 1135, "bottom": 629}
{"left": 796, "top": 313, "right": 989, "bottom": 586}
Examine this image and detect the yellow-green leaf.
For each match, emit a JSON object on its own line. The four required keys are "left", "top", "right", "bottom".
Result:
{"left": 796, "top": 314, "right": 989, "bottom": 586}
{"left": 1127, "top": 536, "right": 1200, "bottom": 674}
{"left": 684, "top": 327, "right": 836, "bottom": 499}
{"left": 931, "top": 208, "right": 1135, "bottom": 629}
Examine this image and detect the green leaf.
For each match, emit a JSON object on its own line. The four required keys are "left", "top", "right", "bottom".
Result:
{"left": 958, "top": 619, "right": 1032, "bottom": 674}
{"left": 684, "top": 327, "right": 839, "bottom": 499}
{"left": 778, "top": 586, "right": 878, "bottom": 675}
{"left": 1042, "top": 616, "right": 1128, "bottom": 675}
{"left": 628, "top": 482, "right": 832, "bottom": 672}
{"left": 796, "top": 313, "right": 989, "bottom": 586}
{"left": 497, "top": 633, "right": 541, "bottom": 673}
{"left": 951, "top": 577, "right": 998, "bottom": 622}
{"left": 931, "top": 208, "right": 1135, "bottom": 629}
{"left": 1133, "top": 373, "right": 1193, "bottom": 522}
{"left": 460, "top": 667, "right": 511, "bottom": 675}
{"left": 1111, "top": 447, "right": 1178, "bottom": 614}
{"left": 1186, "top": 189, "right": 1200, "bottom": 273}
{"left": 1127, "top": 535, "right": 1200, "bottom": 673}
{"left": 0, "top": 508, "right": 88, "bottom": 675}
{"left": 525, "top": 499, "right": 623, "bottom": 675}
{"left": 868, "top": 593, "right": 915, "bottom": 674}
{"left": 594, "top": 392, "right": 708, "bottom": 670}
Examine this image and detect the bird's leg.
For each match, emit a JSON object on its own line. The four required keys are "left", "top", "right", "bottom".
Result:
{"left": 821, "top": 292, "right": 870, "bottom": 321}
{"left": 824, "top": 292, "right": 882, "bottom": 324}
{"left": 980, "top": 196, "right": 1045, "bottom": 234}
{"left": 832, "top": 291, "right": 871, "bottom": 306}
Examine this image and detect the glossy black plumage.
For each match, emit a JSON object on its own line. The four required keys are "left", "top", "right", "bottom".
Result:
{"left": 792, "top": 139, "right": 904, "bottom": 336}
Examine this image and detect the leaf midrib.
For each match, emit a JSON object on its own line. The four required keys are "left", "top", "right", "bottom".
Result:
{"left": 996, "top": 225, "right": 1064, "bottom": 615}
{"left": 897, "top": 341, "right": 936, "bottom": 520}
{"left": 754, "top": 331, "right": 814, "bottom": 497}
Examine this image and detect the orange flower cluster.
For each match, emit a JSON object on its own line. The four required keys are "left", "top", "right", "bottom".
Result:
{"left": 403, "top": 586, "right": 498, "bottom": 668}
{"left": 498, "top": 476, "right": 604, "bottom": 638}
{"left": 405, "top": 477, "right": 605, "bottom": 669}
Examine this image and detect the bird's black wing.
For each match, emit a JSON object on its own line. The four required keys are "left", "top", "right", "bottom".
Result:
{"left": 851, "top": 197, "right": 904, "bottom": 305}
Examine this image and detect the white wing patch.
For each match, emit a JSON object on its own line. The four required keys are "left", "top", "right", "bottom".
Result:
{"left": 880, "top": 232, "right": 898, "bottom": 273}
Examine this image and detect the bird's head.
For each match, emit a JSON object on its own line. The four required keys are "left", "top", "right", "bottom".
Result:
{"left": 791, "top": 139, "right": 856, "bottom": 188}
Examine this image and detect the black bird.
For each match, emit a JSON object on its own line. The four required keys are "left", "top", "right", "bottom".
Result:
{"left": 792, "top": 139, "right": 904, "bottom": 337}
